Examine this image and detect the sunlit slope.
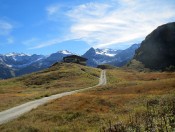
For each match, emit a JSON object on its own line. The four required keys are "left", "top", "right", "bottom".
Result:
{"left": 0, "top": 63, "right": 100, "bottom": 111}
{"left": 1, "top": 69, "right": 174, "bottom": 131}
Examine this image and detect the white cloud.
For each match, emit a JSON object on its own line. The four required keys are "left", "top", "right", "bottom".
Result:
{"left": 67, "top": 0, "right": 175, "bottom": 48}
{"left": 46, "top": 4, "right": 69, "bottom": 22}
{"left": 0, "top": 20, "right": 13, "bottom": 36}
{"left": 35, "top": 0, "right": 175, "bottom": 49}
{"left": 46, "top": 4, "right": 60, "bottom": 15}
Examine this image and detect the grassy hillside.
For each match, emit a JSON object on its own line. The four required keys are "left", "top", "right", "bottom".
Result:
{"left": 97, "top": 64, "right": 117, "bottom": 69}
{"left": 1, "top": 68, "right": 175, "bottom": 131}
{"left": 0, "top": 63, "right": 100, "bottom": 111}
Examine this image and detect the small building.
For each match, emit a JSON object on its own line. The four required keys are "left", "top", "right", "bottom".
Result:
{"left": 63, "top": 55, "right": 88, "bottom": 65}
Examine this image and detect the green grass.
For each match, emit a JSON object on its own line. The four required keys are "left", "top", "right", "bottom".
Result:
{"left": 0, "top": 63, "right": 100, "bottom": 111}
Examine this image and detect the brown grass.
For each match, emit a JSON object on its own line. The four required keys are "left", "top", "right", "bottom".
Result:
{"left": 0, "top": 63, "right": 100, "bottom": 111}
{"left": 0, "top": 68, "right": 175, "bottom": 131}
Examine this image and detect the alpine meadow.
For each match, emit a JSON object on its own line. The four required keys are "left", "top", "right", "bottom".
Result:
{"left": 0, "top": 0, "right": 175, "bottom": 132}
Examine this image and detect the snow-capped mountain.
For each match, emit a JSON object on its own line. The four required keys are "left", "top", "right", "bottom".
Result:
{"left": 58, "top": 50, "right": 72, "bottom": 55}
{"left": 1, "top": 53, "right": 45, "bottom": 68}
{"left": 82, "top": 48, "right": 118, "bottom": 66}
{"left": 29, "top": 50, "right": 73, "bottom": 71}
{"left": 83, "top": 44, "right": 140, "bottom": 67}
{"left": 5, "top": 52, "right": 29, "bottom": 57}
{"left": 95, "top": 48, "right": 122, "bottom": 57}
{"left": 0, "top": 45, "right": 140, "bottom": 79}
{"left": 0, "top": 50, "right": 73, "bottom": 79}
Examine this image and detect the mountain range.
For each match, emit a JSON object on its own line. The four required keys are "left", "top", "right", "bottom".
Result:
{"left": 83, "top": 44, "right": 140, "bottom": 67}
{"left": 0, "top": 44, "right": 140, "bottom": 79}
{"left": 1, "top": 22, "right": 175, "bottom": 79}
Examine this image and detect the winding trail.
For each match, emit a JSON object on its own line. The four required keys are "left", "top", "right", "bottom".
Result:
{"left": 0, "top": 70, "right": 106, "bottom": 125}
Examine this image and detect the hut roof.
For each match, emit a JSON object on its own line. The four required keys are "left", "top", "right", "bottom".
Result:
{"left": 63, "top": 55, "right": 88, "bottom": 61}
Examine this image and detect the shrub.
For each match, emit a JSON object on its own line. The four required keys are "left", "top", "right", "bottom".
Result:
{"left": 103, "top": 98, "right": 175, "bottom": 132}
{"left": 165, "top": 65, "right": 175, "bottom": 71}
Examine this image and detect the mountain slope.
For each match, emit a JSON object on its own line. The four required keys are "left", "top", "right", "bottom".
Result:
{"left": 0, "top": 55, "right": 15, "bottom": 79}
{"left": 15, "top": 50, "right": 73, "bottom": 76}
{"left": 110, "top": 44, "right": 140, "bottom": 66}
{"left": 2, "top": 53, "right": 45, "bottom": 68}
{"left": 0, "top": 51, "right": 73, "bottom": 78}
{"left": 83, "top": 44, "right": 140, "bottom": 67}
{"left": 1, "top": 67, "right": 175, "bottom": 131}
{"left": 0, "top": 62, "right": 100, "bottom": 111}
{"left": 82, "top": 48, "right": 114, "bottom": 67}
{"left": 0, "top": 63, "right": 15, "bottom": 79}
{"left": 133, "top": 22, "right": 175, "bottom": 70}
{"left": 0, "top": 45, "right": 139, "bottom": 79}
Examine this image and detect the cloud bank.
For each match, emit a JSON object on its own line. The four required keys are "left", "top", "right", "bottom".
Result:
{"left": 67, "top": 0, "right": 175, "bottom": 48}
{"left": 33, "top": 0, "right": 175, "bottom": 49}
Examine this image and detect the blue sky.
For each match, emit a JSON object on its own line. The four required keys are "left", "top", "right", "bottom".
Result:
{"left": 0, "top": 0, "right": 175, "bottom": 55}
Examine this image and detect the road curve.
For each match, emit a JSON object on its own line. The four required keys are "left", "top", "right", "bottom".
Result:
{"left": 0, "top": 70, "right": 106, "bottom": 125}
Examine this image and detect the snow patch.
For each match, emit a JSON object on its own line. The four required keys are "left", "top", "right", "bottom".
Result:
{"left": 104, "top": 53, "right": 116, "bottom": 57}
{"left": 12, "top": 57, "right": 44, "bottom": 68}
{"left": 58, "top": 50, "right": 72, "bottom": 55}
{"left": 6, "top": 64, "right": 12, "bottom": 68}
{"left": 95, "top": 49, "right": 116, "bottom": 57}
{"left": 5, "top": 53, "right": 30, "bottom": 57}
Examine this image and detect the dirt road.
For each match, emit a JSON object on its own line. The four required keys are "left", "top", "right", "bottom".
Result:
{"left": 0, "top": 70, "right": 106, "bottom": 125}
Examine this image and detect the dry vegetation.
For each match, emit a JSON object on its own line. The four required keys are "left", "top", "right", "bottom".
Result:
{"left": 0, "top": 68, "right": 175, "bottom": 131}
{"left": 0, "top": 63, "right": 100, "bottom": 111}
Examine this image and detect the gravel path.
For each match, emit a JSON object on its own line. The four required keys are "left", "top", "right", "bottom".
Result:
{"left": 0, "top": 70, "right": 106, "bottom": 125}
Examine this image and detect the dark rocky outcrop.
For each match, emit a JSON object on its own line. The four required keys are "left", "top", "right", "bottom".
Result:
{"left": 134, "top": 22, "right": 175, "bottom": 70}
